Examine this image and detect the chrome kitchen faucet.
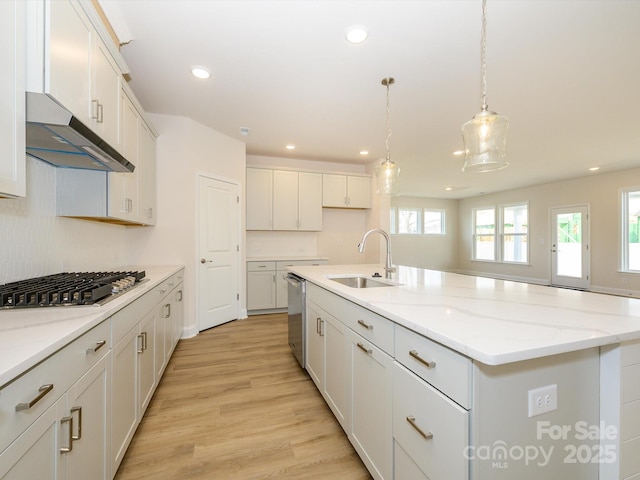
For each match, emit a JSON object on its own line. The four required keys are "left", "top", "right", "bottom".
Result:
{"left": 357, "top": 228, "right": 396, "bottom": 279}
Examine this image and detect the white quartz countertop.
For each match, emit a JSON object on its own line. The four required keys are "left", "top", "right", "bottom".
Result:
{"left": 247, "top": 256, "right": 328, "bottom": 262}
{"left": 0, "top": 265, "right": 183, "bottom": 388}
{"left": 290, "top": 264, "right": 640, "bottom": 366}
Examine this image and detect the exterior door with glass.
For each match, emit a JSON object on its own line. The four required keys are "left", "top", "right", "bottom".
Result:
{"left": 551, "top": 205, "right": 589, "bottom": 289}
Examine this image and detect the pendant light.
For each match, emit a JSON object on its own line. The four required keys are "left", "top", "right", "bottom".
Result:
{"left": 461, "top": 0, "right": 509, "bottom": 173}
{"left": 375, "top": 77, "right": 401, "bottom": 195}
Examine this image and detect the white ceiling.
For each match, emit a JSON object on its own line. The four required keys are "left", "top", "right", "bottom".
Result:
{"left": 100, "top": 0, "right": 640, "bottom": 198}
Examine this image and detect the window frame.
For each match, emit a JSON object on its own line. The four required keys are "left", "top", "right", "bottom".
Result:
{"left": 472, "top": 202, "right": 529, "bottom": 264}
{"left": 621, "top": 187, "right": 640, "bottom": 273}
{"left": 390, "top": 207, "right": 446, "bottom": 236}
{"left": 499, "top": 202, "right": 529, "bottom": 264}
{"left": 472, "top": 206, "right": 497, "bottom": 261}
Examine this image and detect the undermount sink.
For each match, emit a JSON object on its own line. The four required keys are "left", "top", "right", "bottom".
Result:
{"left": 328, "top": 275, "right": 395, "bottom": 288}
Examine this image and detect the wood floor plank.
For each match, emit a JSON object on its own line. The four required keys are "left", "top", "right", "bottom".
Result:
{"left": 114, "top": 313, "right": 371, "bottom": 480}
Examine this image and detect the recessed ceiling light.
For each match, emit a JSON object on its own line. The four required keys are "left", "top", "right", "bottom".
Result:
{"left": 346, "top": 25, "right": 368, "bottom": 44}
{"left": 589, "top": 166, "right": 600, "bottom": 171}
{"left": 445, "top": 187, "right": 453, "bottom": 191}
{"left": 452, "top": 150, "right": 464, "bottom": 156}
{"left": 285, "top": 145, "right": 295, "bottom": 150}
{"left": 191, "top": 65, "right": 210, "bottom": 79}
{"left": 359, "top": 150, "right": 369, "bottom": 155}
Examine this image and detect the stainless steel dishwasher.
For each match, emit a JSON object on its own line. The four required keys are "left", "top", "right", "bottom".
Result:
{"left": 286, "top": 273, "right": 306, "bottom": 368}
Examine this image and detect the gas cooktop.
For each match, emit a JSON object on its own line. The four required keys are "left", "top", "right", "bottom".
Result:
{"left": 0, "top": 271, "right": 146, "bottom": 308}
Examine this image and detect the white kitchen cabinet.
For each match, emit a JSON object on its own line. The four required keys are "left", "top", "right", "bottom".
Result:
{"left": 323, "top": 311, "right": 350, "bottom": 432}
{"left": 246, "top": 168, "right": 273, "bottom": 230}
{"left": 0, "top": 0, "right": 26, "bottom": 198}
{"left": 305, "top": 300, "right": 325, "bottom": 390}
{"left": 138, "top": 310, "right": 156, "bottom": 415}
{"left": 273, "top": 170, "right": 322, "bottom": 231}
{"left": 138, "top": 121, "right": 157, "bottom": 225}
{"left": 248, "top": 259, "right": 327, "bottom": 313}
{"left": 91, "top": 34, "right": 122, "bottom": 150}
{"left": 0, "top": 321, "right": 111, "bottom": 480}
{"left": 322, "top": 174, "right": 371, "bottom": 209}
{"left": 349, "top": 330, "right": 393, "bottom": 480}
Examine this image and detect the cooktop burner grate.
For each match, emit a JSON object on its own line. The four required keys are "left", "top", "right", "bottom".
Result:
{"left": 0, "top": 271, "right": 146, "bottom": 308}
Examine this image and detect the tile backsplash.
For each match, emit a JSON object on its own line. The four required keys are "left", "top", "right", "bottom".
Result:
{"left": 0, "top": 157, "right": 128, "bottom": 284}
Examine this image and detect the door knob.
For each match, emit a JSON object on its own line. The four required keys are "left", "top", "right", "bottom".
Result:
{"left": 200, "top": 258, "right": 213, "bottom": 264}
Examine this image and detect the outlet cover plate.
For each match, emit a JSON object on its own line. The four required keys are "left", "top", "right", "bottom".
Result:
{"left": 528, "top": 384, "right": 558, "bottom": 417}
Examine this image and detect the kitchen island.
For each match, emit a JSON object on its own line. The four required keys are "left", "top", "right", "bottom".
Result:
{"left": 290, "top": 263, "right": 640, "bottom": 480}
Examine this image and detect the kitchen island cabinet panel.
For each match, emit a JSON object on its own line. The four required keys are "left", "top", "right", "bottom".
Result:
{"left": 305, "top": 301, "right": 325, "bottom": 390}
{"left": 0, "top": 0, "right": 26, "bottom": 198}
{"left": 323, "top": 310, "right": 350, "bottom": 432}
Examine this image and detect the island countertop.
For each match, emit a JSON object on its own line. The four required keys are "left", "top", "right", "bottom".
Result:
{"left": 289, "top": 264, "right": 640, "bottom": 365}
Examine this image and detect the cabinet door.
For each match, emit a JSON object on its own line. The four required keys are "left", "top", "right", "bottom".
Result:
{"left": 305, "top": 301, "right": 325, "bottom": 390}
{"left": 111, "top": 325, "right": 139, "bottom": 472}
{"left": 298, "top": 172, "right": 322, "bottom": 230}
{"left": 347, "top": 176, "right": 371, "bottom": 209}
{"left": 0, "top": 0, "right": 25, "bottom": 198}
{"left": 139, "top": 121, "right": 157, "bottom": 225}
{"left": 246, "top": 168, "right": 273, "bottom": 230}
{"left": 246, "top": 271, "right": 276, "bottom": 310}
{"left": 0, "top": 399, "right": 63, "bottom": 479}
{"left": 156, "top": 299, "right": 173, "bottom": 379}
{"left": 66, "top": 355, "right": 111, "bottom": 480}
{"left": 91, "top": 35, "right": 121, "bottom": 151}
{"left": 323, "top": 314, "right": 350, "bottom": 432}
{"left": 138, "top": 310, "right": 156, "bottom": 415}
{"left": 48, "top": 0, "right": 92, "bottom": 125}
{"left": 172, "top": 287, "right": 184, "bottom": 347}
{"left": 350, "top": 331, "right": 393, "bottom": 480}
{"left": 322, "top": 174, "right": 347, "bottom": 207}
{"left": 275, "top": 271, "right": 288, "bottom": 309}
{"left": 273, "top": 170, "right": 298, "bottom": 230}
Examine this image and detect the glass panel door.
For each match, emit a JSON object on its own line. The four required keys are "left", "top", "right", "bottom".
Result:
{"left": 551, "top": 206, "right": 589, "bottom": 289}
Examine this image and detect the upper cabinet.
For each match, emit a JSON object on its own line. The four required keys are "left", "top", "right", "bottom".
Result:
{"left": 27, "top": 0, "right": 123, "bottom": 152}
{"left": 322, "top": 174, "right": 371, "bottom": 209}
{"left": 246, "top": 168, "right": 323, "bottom": 231}
{"left": 0, "top": 0, "right": 26, "bottom": 198}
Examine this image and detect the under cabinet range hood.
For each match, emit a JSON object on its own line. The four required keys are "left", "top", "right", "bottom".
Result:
{"left": 25, "top": 92, "right": 135, "bottom": 173}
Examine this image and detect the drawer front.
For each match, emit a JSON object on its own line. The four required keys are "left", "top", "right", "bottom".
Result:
{"left": 393, "top": 362, "right": 469, "bottom": 480}
{"left": 307, "top": 283, "right": 350, "bottom": 321}
{"left": 275, "top": 259, "right": 327, "bottom": 270}
{"left": 347, "top": 302, "right": 394, "bottom": 355}
{"left": 0, "top": 319, "right": 111, "bottom": 453}
{"left": 247, "top": 261, "right": 276, "bottom": 272}
{"left": 395, "top": 325, "right": 471, "bottom": 408}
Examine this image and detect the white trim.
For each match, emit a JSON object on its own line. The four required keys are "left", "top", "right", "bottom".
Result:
{"left": 455, "top": 269, "right": 549, "bottom": 286}
{"left": 590, "top": 284, "right": 640, "bottom": 298}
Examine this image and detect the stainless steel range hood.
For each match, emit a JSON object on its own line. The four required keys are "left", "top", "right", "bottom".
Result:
{"left": 25, "top": 92, "right": 135, "bottom": 173}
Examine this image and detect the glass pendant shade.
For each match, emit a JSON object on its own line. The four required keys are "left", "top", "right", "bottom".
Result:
{"left": 461, "top": 109, "right": 509, "bottom": 173}
{"left": 375, "top": 159, "right": 401, "bottom": 195}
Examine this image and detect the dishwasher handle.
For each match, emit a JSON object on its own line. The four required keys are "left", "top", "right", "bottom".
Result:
{"left": 285, "top": 274, "right": 302, "bottom": 287}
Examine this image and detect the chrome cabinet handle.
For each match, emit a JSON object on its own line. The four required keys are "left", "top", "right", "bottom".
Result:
{"left": 60, "top": 415, "right": 74, "bottom": 453}
{"left": 86, "top": 340, "right": 107, "bottom": 354}
{"left": 71, "top": 406, "right": 82, "bottom": 441}
{"left": 177, "top": 290, "right": 183, "bottom": 301}
{"left": 15, "top": 384, "right": 54, "bottom": 411}
{"left": 316, "top": 317, "right": 324, "bottom": 336}
{"left": 406, "top": 415, "right": 433, "bottom": 440}
{"left": 142, "top": 331, "right": 148, "bottom": 351}
{"left": 164, "top": 303, "right": 171, "bottom": 318}
{"left": 91, "top": 99, "right": 99, "bottom": 120}
{"left": 357, "top": 342, "right": 372, "bottom": 355}
{"left": 97, "top": 102, "right": 104, "bottom": 123}
{"left": 357, "top": 319, "right": 373, "bottom": 330}
{"left": 409, "top": 349, "right": 436, "bottom": 369}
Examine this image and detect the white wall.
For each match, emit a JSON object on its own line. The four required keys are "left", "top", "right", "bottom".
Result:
{"left": 390, "top": 196, "right": 459, "bottom": 271}
{"left": 0, "top": 157, "right": 128, "bottom": 285}
{"left": 457, "top": 167, "right": 640, "bottom": 295}
{"left": 246, "top": 154, "right": 371, "bottom": 265}
{"left": 126, "top": 114, "right": 246, "bottom": 337}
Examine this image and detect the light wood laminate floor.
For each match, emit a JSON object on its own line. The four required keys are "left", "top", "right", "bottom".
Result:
{"left": 114, "top": 313, "right": 371, "bottom": 480}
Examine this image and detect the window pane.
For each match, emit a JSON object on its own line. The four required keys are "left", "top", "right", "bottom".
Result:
{"left": 424, "top": 210, "right": 444, "bottom": 234}
{"left": 475, "top": 235, "right": 495, "bottom": 260}
{"left": 503, "top": 205, "right": 528, "bottom": 234}
{"left": 475, "top": 209, "right": 495, "bottom": 235}
{"left": 503, "top": 234, "right": 528, "bottom": 263}
{"left": 390, "top": 208, "right": 397, "bottom": 234}
{"left": 503, "top": 204, "right": 528, "bottom": 262}
{"left": 398, "top": 208, "right": 419, "bottom": 234}
{"left": 628, "top": 191, "right": 640, "bottom": 270}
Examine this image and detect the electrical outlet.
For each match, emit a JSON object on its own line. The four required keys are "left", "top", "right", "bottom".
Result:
{"left": 528, "top": 384, "right": 557, "bottom": 417}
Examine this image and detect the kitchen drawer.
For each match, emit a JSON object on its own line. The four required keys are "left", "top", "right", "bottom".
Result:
{"left": 247, "top": 261, "right": 276, "bottom": 271}
{"left": 0, "top": 319, "right": 111, "bottom": 453}
{"left": 347, "top": 302, "right": 394, "bottom": 356}
{"left": 275, "top": 259, "right": 327, "bottom": 270}
{"left": 393, "top": 362, "right": 469, "bottom": 480}
{"left": 307, "top": 283, "right": 351, "bottom": 321}
{"left": 395, "top": 324, "right": 471, "bottom": 408}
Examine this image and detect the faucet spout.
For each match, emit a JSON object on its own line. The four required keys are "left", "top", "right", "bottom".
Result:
{"left": 357, "top": 228, "right": 396, "bottom": 278}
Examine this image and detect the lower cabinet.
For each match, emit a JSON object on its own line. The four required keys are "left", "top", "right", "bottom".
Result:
{"left": 349, "top": 331, "right": 393, "bottom": 480}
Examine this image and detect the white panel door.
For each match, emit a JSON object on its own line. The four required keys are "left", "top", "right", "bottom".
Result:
{"left": 198, "top": 175, "right": 240, "bottom": 331}
{"left": 551, "top": 205, "right": 590, "bottom": 290}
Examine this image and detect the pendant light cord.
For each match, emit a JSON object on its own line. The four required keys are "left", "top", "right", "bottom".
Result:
{"left": 481, "top": 0, "right": 488, "bottom": 112}
{"left": 385, "top": 81, "right": 391, "bottom": 162}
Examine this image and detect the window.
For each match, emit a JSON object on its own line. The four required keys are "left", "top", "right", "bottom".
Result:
{"left": 473, "top": 203, "right": 528, "bottom": 263}
{"left": 622, "top": 188, "right": 640, "bottom": 272}
{"left": 390, "top": 207, "right": 446, "bottom": 235}
{"left": 473, "top": 208, "right": 495, "bottom": 260}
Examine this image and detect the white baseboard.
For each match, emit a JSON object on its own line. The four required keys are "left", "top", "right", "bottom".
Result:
{"left": 590, "top": 284, "right": 640, "bottom": 298}
{"left": 181, "top": 325, "right": 199, "bottom": 339}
